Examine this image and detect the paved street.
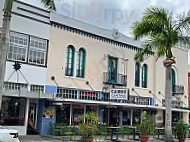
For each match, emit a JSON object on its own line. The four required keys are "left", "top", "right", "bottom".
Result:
{"left": 19, "top": 135, "right": 190, "bottom": 142}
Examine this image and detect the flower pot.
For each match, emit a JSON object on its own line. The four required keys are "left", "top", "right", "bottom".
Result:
{"left": 179, "top": 138, "right": 185, "bottom": 142}
{"left": 140, "top": 135, "right": 149, "bottom": 142}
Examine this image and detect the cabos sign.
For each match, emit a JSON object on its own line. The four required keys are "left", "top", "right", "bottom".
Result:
{"left": 110, "top": 88, "right": 129, "bottom": 100}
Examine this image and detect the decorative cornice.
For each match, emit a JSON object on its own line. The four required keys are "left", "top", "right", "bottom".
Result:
{"left": 51, "top": 21, "right": 139, "bottom": 51}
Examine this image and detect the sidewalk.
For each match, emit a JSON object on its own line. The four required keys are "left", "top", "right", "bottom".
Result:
{"left": 19, "top": 135, "right": 190, "bottom": 142}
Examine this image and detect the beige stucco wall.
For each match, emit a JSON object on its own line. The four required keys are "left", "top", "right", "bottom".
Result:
{"left": 47, "top": 26, "right": 156, "bottom": 98}
{"left": 47, "top": 26, "right": 189, "bottom": 123}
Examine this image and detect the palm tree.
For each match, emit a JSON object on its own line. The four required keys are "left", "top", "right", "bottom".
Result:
{"left": 132, "top": 7, "right": 190, "bottom": 142}
{"left": 0, "top": 0, "right": 56, "bottom": 109}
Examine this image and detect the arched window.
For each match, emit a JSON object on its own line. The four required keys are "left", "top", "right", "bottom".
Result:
{"left": 142, "top": 64, "right": 148, "bottom": 88}
{"left": 65, "top": 45, "right": 75, "bottom": 76}
{"left": 76, "top": 48, "right": 86, "bottom": 78}
{"left": 135, "top": 63, "right": 140, "bottom": 87}
{"left": 172, "top": 68, "right": 176, "bottom": 92}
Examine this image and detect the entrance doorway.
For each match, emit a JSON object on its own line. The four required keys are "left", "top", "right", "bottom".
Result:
{"left": 109, "top": 108, "right": 119, "bottom": 126}
{"left": 27, "top": 103, "right": 37, "bottom": 134}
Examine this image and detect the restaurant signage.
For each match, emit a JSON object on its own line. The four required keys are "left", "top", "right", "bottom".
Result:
{"left": 110, "top": 88, "right": 129, "bottom": 100}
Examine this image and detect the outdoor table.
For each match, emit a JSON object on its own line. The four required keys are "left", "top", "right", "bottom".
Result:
{"left": 156, "top": 127, "right": 165, "bottom": 139}
{"left": 106, "top": 126, "right": 121, "bottom": 142}
{"left": 128, "top": 126, "right": 136, "bottom": 140}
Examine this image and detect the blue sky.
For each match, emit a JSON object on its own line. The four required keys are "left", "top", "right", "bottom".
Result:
{"left": 20, "top": 0, "right": 190, "bottom": 62}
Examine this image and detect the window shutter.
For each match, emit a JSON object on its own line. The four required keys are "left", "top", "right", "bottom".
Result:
{"left": 71, "top": 47, "right": 75, "bottom": 76}
{"left": 144, "top": 65, "right": 147, "bottom": 88}
{"left": 135, "top": 63, "right": 140, "bottom": 87}
{"left": 81, "top": 50, "right": 86, "bottom": 78}
{"left": 66, "top": 47, "right": 70, "bottom": 76}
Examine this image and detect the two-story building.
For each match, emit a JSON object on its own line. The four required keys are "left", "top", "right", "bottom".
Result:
{"left": 43, "top": 12, "right": 189, "bottom": 134}
{"left": 0, "top": 0, "right": 54, "bottom": 135}
{"left": 0, "top": 0, "right": 189, "bottom": 135}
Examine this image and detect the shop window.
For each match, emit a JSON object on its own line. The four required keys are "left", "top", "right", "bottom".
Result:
{"left": 86, "top": 106, "right": 97, "bottom": 113}
{"left": 28, "top": 37, "right": 47, "bottom": 65}
{"left": 56, "top": 104, "right": 70, "bottom": 125}
{"left": 142, "top": 64, "right": 148, "bottom": 88}
{"left": 0, "top": 97, "right": 26, "bottom": 126}
{"left": 122, "top": 109, "right": 131, "bottom": 125}
{"left": 65, "top": 45, "right": 75, "bottom": 76}
{"left": 133, "top": 109, "right": 141, "bottom": 125}
{"left": 108, "top": 56, "right": 118, "bottom": 83}
{"left": 72, "top": 105, "right": 84, "bottom": 125}
{"left": 135, "top": 62, "right": 140, "bottom": 87}
{"left": 76, "top": 48, "right": 86, "bottom": 78}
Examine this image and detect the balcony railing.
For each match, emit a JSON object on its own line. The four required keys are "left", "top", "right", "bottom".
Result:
{"left": 103, "top": 72, "right": 127, "bottom": 86}
{"left": 172, "top": 85, "right": 184, "bottom": 94}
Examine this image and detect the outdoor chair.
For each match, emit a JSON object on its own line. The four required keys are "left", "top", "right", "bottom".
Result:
{"left": 123, "top": 126, "right": 130, "bottom": 139}
{"left": 63, "top": 125, "right": 76, "bottom": 142}
{"left": 135, "top": 125, "right": 140, "bottom": 140}
{"left": 53, "top": 123, "right": 62, "bottom": 135}
{"left": 113, "top": 126, "right": 123, "bottom": 140}
{"left": 157, "top": 127, "right": 165, "bottom": 139}
{"left": 99, "top": 125, "right": 111, "bottom": 141}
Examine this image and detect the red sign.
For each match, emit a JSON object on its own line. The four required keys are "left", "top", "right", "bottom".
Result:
{"left": 81, "top": 92, "right": 96, "bottom": 97}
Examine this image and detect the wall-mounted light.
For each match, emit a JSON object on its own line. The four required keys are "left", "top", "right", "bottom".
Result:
{"left": 86, "top": 81, "right": 94, "bottom": 91}
{"left": 149, "top": 90, "right": 152, "bottom": 94}
{"left": 50, "top": 76, "right": 59, "bottom": 86}
{"left": 158, "top": 91, "right": 161, "bottom": 95}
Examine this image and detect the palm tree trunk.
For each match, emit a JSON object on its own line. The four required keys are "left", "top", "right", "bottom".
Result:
{"left": 165, "top": 65, "right": 173, "bottom": 142}
{"left": 0, "top": 11, "right": 11, "bottom": 109}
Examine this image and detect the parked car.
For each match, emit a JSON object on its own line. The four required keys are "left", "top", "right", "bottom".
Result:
{"left": 0, "top": 127, "right": 20, "bottom": 142}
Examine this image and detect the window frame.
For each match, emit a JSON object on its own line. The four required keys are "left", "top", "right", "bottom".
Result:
{"left": 76, "top": 48, "right": 86, "bottom": 78}
{"left": 108, "top": 56, "right": 118, "bottom": 83}
{"left": 142, "top": 64, "right": 148, "bottom": 88}
{"left": 7, "top": 31, "right": 48, "bottom": 67}
{"left": 135, "top": 62, "right": 140, "bottom": 87}
{"left": 65, "top": 45, "right": 75, "bottom": 76}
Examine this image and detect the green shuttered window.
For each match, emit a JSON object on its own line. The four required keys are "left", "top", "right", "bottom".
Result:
{"left": 108, "top": 57, "right": 118, "bottom": 83}
{"left": 142, "top": 64, "right": 147, "bottom": 88}
{"left": 76, "top": 48, "right": 86, "bottom": 78}
{"left": 135, "top": 63, "right": 140, "bottom": 87}
{"left": 172, "top": 68, "right": 176, "bottom": 92}
{"left": 65, "top": 45, "right": 75, "bottom": 76}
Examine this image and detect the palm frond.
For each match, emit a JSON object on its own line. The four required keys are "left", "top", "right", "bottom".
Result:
{"left": 134, "top": 44, "right": 154, "bottom": 62}
{"left": 177, "top": 36, "right": 190, "bottom": 49}
{"left": 175, "top": 15, "right": 190, "bottom": 34}
{"left": 41, "top": 0, "right": 56, "bottom": 11}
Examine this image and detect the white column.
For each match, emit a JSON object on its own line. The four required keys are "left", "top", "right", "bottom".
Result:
{"left": 84, "top": 105, "right": 86, "bottom": 123}
{"left": 24, "top": 98, "right": 30, "bottom": 135}
{"left": 70, "top": 104, "right": 72, "bottom": 126}
{"left": 130, "top": 108, "right": 133, "bottom": 126}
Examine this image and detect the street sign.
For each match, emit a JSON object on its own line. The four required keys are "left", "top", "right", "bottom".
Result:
{"left": 110, "top": 88, "right": 129, "bottom": 100}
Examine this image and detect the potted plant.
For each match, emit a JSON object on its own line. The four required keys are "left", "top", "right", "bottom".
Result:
{"left": 175, "top": 120, "right": 187, "bottom": 142}
{"left": 78, "top": 112, "right": 99, "bottom": 142}
{"left": 137, "top": 114, "right": 155, "bottom": 142}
